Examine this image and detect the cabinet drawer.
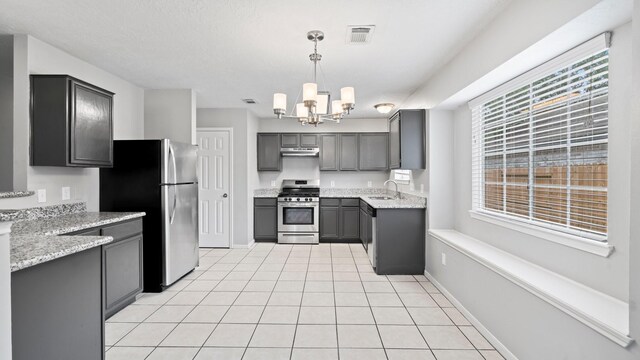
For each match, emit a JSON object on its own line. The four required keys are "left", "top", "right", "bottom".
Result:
{"left": 101, "top": 219, "right": 142, "bottom": 242}
{"left": 255, "top": 198, "right": 277, "bottom": 207}
{"left": 341, "top": 198, "right": 360, "bottom": 207}
{"left": 320, "top": 198, "right": 340, "bottom": 207}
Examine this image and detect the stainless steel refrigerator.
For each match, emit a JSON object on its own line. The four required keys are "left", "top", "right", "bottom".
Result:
{"left": 100, "top": 139, "right": 199, "bottom": 292}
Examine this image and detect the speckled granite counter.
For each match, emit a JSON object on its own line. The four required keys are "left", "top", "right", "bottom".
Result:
{"left": 0, "top": 191, "right": 35, "bottom": 199}
{"left": 3, "top": 204, "right": 145, "bottom": 272}
{"left": 253, "top": 188, "right": 280, "bottom": 198}
{"left": 321, "top": 188, "right": 427, "bottom": 209}
{"left": 253, "top": 187, "right": 427, "bottom": 209}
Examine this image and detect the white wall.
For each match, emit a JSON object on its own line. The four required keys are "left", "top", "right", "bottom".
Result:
{"left": 427, "top": 110, "right": 454, "bottom": 229}
{"left": 0, "top": 36, "right": 13, "bottom": 192}
{"left": 628, "top": 0, "right": 640, "bottom": 340}
{"left": 0, "top": 35, "right": 145, "bottom": 211}
{"left": 144, "top": 89, "right": 196, "bottom": 144}
{"left": 257, "top": 117, "right": 390, "bottom": 189}
{"left": 197, "top": 108, "right": 254, "bottom": 247}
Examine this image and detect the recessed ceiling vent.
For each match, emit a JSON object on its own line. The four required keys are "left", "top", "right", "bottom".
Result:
{"left": 346, "top": 25, "right": 375, "bottom": 44}
{"left": 242, "top": 98, "right": 257, "bottom": 104}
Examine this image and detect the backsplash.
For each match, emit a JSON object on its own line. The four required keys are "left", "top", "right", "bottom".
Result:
{"left": 0, "top": 202, "right": 86, "bottom": 222}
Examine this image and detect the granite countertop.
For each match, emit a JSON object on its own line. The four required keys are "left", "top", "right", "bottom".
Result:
{"left": 9, "top": 211, "right": 145, "bottom": 272}
{"left": 0, "top": 191, "right": 35, "bottom": 199}
{"left": 253, "top": 188, "right": 280, "bottom": 198}
{"left": 253, "top": 187, "right": 427, "bottom": 209}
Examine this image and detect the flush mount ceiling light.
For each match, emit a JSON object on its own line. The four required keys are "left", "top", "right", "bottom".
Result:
{"left": 273, "top": 30, "right": 355, "bottom": 126}
{"left": 374, "top": 103, "right": 395, "bottom": 114}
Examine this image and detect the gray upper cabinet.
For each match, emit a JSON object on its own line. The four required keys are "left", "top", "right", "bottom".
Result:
{"left": 359, "top": 133, "right": 389, "bottom": 171}
{"left": 257, "top": 133, "right": 282, "bottom": 171}
{"left": 388, "top": 109, "right": 427, "bottom": 170}
{"left": 31, "top": 75, "right": 114, "bottom": 167}
{"left": 319, "top": 134, "right": 339, "bottom": 171}
{"left": 300, "top": 134, "right": 319, "bottom": 147}
{"left": 280, "top": 133, "right": 300, "bottom": 148}
{"left": 339, "top": 134, "right": 358, "bottom": 171}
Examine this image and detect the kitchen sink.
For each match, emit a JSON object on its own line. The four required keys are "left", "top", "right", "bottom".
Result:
{"left": 368, "top": 196, "right": 396, "bottom": 200}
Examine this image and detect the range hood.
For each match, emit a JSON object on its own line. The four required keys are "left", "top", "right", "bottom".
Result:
{"left": 280, "top": 147, "right": 320, "bottom": 157}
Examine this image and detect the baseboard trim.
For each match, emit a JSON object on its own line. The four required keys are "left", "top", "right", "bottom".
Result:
{"left": 232, "top": 240, "right": 256, "bottom": 249}
{"left": 424, "top": 270, "right": 519, "bottom": 360}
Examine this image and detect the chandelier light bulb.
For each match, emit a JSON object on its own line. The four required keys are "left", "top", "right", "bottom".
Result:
{"left": 273, "top": 93, "right": 287, "bottom": 111}
{"left": 332, "top": 100, "right": 343, "bottom": 115}
{"left": 296, "top": 103, "right": 309, "bottom": 118}
{"left": 303, "top": 83, "right": 318, "bottom": 102}
{"left": 341, "top": 87, "right": 355, "bottom": 105}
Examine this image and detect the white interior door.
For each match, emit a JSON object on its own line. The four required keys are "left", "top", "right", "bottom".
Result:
{"left": 197, "top": 130, "right": 231, "bottom": 248}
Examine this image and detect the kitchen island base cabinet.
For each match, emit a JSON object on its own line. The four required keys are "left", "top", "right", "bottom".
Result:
{"left": 12, "top": 246, "right": 104, "bottom": 360}
{"left": 374, "top": 209, "right": 425, "bottom": 275}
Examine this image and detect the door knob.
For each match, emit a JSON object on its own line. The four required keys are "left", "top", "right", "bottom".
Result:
{"left": 223, "top": 193, "right": 228, "bottom": 198}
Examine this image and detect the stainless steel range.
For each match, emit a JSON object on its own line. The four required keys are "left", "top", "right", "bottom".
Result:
{"left": 277, "top": 179, "right": 320, "bottom": 244}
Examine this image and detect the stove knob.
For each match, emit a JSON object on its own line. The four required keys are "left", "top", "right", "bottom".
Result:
{"left": 296, "top": 198, "right": 301, "bottom": 201}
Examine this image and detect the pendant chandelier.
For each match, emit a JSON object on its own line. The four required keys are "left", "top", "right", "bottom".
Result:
{"left": 273, "top": 30, "right": 355, "bottom": 126}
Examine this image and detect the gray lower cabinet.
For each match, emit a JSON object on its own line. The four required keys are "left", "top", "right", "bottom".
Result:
{"left": 257, "top": 133, "right": 282, "bottom": 171}
{"left": 68, "top": 219, "right": 144, "bottom": 319}
{"left": 254, "top": 198, "right": 278, "bottom": 241}
{"left": 319, "top": 134, "right": 339, "bottom": 170}
{"left": 320, "top": 198, "right": 359, "bottom": 241}
{"left": 388, "top": 109, "right": 427, "bottom": 170}
{"left": 12, "top": 246, "right": 104, "bottom": 360}
{"left": 339, "top": 134, "right": 359, "bottom": 171}
{"left": 31, "top": 75, "right": 114, "bottom": 167}
{"left": 103, "top": 234, "right": 143, "bottom": 318}
{"left": 359, "top": 133, "right": 389, "bottom": 171}
{"left": 340, "top": 206, "right": 360, "bottom": 238}
{"left": 375, "top": 208, "right": 425, "bottom": 274}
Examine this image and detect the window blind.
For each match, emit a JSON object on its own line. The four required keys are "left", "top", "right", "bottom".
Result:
{"left": 470, "top": 34, "right": 609, "bottom": 241}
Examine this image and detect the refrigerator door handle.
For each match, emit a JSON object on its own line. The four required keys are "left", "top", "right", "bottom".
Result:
{"left": 169, "top": 145, "right": 178, "bottom": 224}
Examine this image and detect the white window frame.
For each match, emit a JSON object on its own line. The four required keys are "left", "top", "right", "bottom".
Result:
{"left": 468, "top": 33, "right": 611, "bottom": 253}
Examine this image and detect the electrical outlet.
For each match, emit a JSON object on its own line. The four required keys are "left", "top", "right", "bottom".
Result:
{"left": 420, "top": 184, "right": 425, "bottom": 193}
{"left": 61, "top": 187, "right": 71, "bottom": 200}
{"left": 441, "top": 252, "right": 447, "bottom": 266}
{"left": 271, "top": 180, "right": 276, "bottom": 187}
{"left": 37, "top": 189, "right": 47, "bottom": 203}
{"left": 330, "top": 181, "right": 335, "bottom": 188}
{"left": 367, "top": 181, "right": 372, "bottom": 188}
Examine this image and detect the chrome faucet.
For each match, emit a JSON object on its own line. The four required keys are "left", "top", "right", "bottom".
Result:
{"left": 383, "top": 180, "right": 402, "bottom": 199}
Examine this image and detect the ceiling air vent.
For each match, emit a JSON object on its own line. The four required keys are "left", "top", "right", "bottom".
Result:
{"left": 242, "top": 98, "right": 257, "bottom": 104}
{"left": 346, "top": 25, "right": 375, "bottom": 44}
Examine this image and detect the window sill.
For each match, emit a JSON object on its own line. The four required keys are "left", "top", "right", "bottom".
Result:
{"left": 468, "top": 210, "right": 613, "bottom": 258}
{"left": 428, "top": 229, "right": 633, "bottom": 348}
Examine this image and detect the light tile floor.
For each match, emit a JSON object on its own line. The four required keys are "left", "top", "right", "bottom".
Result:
{"left": 106, "top": 243, "right": 505, "bottom": 360}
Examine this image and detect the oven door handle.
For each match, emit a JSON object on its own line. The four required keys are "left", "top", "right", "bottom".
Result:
{"left": 278, "top": 203, "right": 318, "bottom": 207}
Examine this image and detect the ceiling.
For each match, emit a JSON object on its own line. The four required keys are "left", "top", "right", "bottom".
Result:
{"left": 0, "top": 0, "right": 510, "bottom": 118}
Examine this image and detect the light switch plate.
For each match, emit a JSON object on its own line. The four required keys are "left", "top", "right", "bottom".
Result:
{"left": 61, "top": 187, "right": 71, "bottom": 200}
{"left": 441, "top": 253, "right": 447, "bottom": 266}
{"left": 37, "top": 189, "right": 46, "bottom": 203}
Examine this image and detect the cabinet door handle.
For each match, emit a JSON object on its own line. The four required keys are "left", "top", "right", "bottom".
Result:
{"left": 223, "top": 193, "right": 228, "bottom": 198}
